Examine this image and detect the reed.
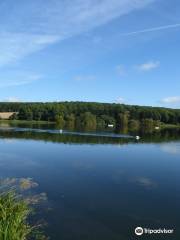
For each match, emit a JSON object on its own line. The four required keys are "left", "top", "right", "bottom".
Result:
{"left": 0, "top": 191, "right": 46, "bottom": 240}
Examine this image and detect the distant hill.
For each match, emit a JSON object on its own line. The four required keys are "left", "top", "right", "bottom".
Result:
{"left": 0, "top": 102, "right": 180, "bottom": 129}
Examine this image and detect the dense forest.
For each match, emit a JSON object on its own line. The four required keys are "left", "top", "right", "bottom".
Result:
{"left": 0, "top": 102, "right": 180, "bottom": 131}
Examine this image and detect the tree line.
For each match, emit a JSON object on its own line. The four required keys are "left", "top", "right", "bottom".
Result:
{"left": 0, "top": 102, "right": 180, "bottom": 131}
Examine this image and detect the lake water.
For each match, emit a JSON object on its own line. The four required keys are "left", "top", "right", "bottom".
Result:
{"left": 0, "top": 123, "right": 180, "bottom": 239}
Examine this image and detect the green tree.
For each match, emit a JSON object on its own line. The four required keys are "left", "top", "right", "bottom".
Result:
{"left": 96, "top": 117, "right": 106, "bottom": 129}
{"left": 128, "top": 119, "right": 140, "bottom": 131}
{"left": 117, "top": 112, "right": 129, "bottom": 129}
{"left": 142, "top": 118, "right": 154, "bottom": 133}
{"left": 101, "top": 115, "right": 116, "bottom": 127}
{"left": 65, "top": 114, "right": 75, "bottom": 129}
{"left": 55, "top": 115, "right": 65, "bottom": 128}
{"left": 81, "top": 112, "right": 97, "bottom": 130}
{"left": 18, "top": 108, "right": 33, "bottom": 121}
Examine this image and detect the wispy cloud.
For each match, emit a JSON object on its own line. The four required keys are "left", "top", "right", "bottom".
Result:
{"left": 121, "top": 23, "right": 180, "bottom": 36}
{"left": 2, "top": 97, "right": 21, "bottom": 102}
{"left": 161, "top": 96, "right": 180, "bottom": 105}
{"left": 136, "top": 61, "right": 160, "bottom": 71}
{"left": 116, "top": 97, "right": 126, "bottom": 104}
{"left": 74, "top": 75, "right": 96, "bottom": 82}
{"left": 116, "top": 61, "right": 159, "bottom": 75}
{"left": 0, "top": 72, "right": 42, "bottom": 88}
{"left": 0, "top": 33, "right": 59, "bottom": 67}
{"left": 0, "top": 0, "right": 154, "bottom": 67}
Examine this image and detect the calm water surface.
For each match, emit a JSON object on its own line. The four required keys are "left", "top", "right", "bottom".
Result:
{"left": 0, "top": 124, "right": 180, "bottom": 240}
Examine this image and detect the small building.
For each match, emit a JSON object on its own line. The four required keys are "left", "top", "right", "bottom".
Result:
{"left": 108, "top": 124, "right": 114, "bottom": 128}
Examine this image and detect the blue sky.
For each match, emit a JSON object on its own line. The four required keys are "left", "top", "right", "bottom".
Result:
{"left": 0, "top": 0, "right": 180, "bottom": 108}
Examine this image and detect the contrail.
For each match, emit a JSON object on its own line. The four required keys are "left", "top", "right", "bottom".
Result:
{"left": 121, "top": 23, "right": 180, "bottom": 36}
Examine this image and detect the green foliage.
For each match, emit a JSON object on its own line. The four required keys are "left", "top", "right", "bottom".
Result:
{"left": 81, "top": 112, "right": 97, "bottom": 130}
{"left": 100, "top": 115, "right": 116, "bottom": 127}
{"left": 142, "top": 118, "right": 154, "bottom": 133}
{"left": 0, "top": 189, "right": 48, "bottom": 240}
{"left": 0, "top": 192, "right": 32, "bottom": 240}
{"left": 0, "top": 101, "right": 180, "bottom": 130}
{"left": 128, "top": 119, "right": 140, "bottom": 131}
{"left": 55, "top": 114, "right": 65, "bottom": 127}
{"left": 65, "top": 114, "right": 75, "bottom": 129}
{"left": 9, "top": 113, "right": 18, "bottom": 120}
{"left": 117, "top": 112, "right": 129, "bottom": 128}
{"left": 0, "top": 190, "right": 47, "bottom": 240}
{"left": 18, "top": 107, "right": 33, "bottom": 121}
{"left": 96, "top": 117, "right": 106, "bottom": 129}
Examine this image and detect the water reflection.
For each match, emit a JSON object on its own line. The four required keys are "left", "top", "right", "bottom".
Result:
{"left": 0, "top": 177, "right": 48, "bottom": 205}
{"left": 131, "top": 177, "right": 157, "bottom": 189}
{"left": 0, "top": 152, "right": 39, "bottom": 168}
{"left": 0, "top": 126, "right": 180, "bottom": 145}
{"left": 0, "top": 123, "right": 180, "bottom": 239}
{"left": 161, "top": 143, "right": 180, "bottom": 155}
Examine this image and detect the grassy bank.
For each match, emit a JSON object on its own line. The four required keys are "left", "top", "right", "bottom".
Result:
{"left": 1, "top": 119, "right": 180, "bottom": 128}
{"left": 0, "top": 119, "right": 55, "bottom": 125}
{"left": 161, "top": 123, "right": 180, "bottom": 129}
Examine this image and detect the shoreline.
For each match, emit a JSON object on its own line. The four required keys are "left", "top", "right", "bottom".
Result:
{"left": 0, "top": 119, "right": 180, "bottom": 129}
{"left": 0, "top": 119, "right": 55, "bottom": 124}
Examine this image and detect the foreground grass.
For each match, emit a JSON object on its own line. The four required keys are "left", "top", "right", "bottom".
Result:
{"left": 0, "top": 192, "right": 46, "bottom": 240}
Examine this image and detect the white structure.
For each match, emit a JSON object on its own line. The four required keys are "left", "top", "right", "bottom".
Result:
{"left": 136, "top": 136, "right": 140, "bottom": 140}
{"left": 59, "top": 129, "right": 63, "bottom": 134}
{"left": 108, "top": 124, "right": 114, "bottom": 128}
{"left": 155, "top": 126, "right": 160, "bottom": 130}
